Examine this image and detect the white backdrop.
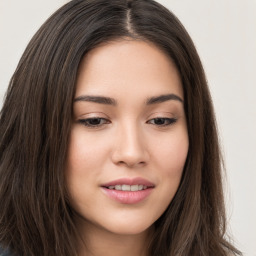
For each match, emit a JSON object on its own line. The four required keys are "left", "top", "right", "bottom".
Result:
{"left": 0, "top": 0, "right": 255, "bottom": 255}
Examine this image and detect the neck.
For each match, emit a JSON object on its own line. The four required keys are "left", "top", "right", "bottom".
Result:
{"left": 76, "top": 217, "right": 152, "bottom": 256}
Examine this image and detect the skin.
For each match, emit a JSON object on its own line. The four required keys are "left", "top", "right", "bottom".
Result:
{"left": 66, "top": 39, "right": 189, "bottom": 256}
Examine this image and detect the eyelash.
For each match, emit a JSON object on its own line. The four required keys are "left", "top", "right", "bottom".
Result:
{"left": 78, "top": 117, "right": 177, "bottom": 128}
{"left": 146, "top": 117, "right": 177, "bottom": 126}
{"left": 78, "top": 118, "right": 110, "bottom": 127}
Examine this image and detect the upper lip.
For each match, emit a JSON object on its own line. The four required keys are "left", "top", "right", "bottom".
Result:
{"left": 101, "top": 177, "right": 155, "bottom": 187}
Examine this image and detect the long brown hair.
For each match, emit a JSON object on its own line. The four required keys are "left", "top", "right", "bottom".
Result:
{"left": 0, "top": 0, "right": 241, "bottom": 255}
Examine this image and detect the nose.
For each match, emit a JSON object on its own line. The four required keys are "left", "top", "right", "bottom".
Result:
{"left": 111, "top": 122, "right": 149, "bottom": 168}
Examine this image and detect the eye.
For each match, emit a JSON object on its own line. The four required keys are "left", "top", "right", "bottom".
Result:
{"left": 147, "top": 117, "right": 177, "bottom": 126}
{"left": 78, "top": 118, "right": 110, "bottom": 127}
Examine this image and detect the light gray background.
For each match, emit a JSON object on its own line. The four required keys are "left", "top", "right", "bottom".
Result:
{"left": 0, "top": 0, "right": 255, "bottom": 255}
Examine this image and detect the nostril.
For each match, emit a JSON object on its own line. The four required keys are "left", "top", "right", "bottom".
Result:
{"left": 116, "top": 160, "right": 146, "bottom": 168}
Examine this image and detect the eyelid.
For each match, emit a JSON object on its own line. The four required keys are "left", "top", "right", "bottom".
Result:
{"left": 74, "top": 111, "right": 111, "bottom": 121}
{"left": 146, "top": 111, "right": 176, "bottom": 119}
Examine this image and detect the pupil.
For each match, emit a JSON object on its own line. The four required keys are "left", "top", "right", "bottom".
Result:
{"left": 90, "top": 118, "right": 101, "bottom": 125}
{"left": 155, "top": 118, "right": 165, "bottom": 125}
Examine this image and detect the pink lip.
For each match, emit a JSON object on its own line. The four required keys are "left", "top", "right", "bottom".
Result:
{"left": 101, "top": 177, "right": 155, "bottom": 187}
{"left": 101, "top": 177, "right": 155, "bottom": 204}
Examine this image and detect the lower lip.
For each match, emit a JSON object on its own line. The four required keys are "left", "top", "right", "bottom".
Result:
{"left": 101, "top": 187, "right": 153, "bottom": 204}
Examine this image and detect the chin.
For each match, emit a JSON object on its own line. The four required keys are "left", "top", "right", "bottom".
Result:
{"left": 98, "top": 214, "right": 156, "bottom": 236}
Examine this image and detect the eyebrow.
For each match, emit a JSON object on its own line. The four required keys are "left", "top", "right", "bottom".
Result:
{"left": 73, "top": 93, "right": 183, "bottom": 105}
{"left": 74, "top": 95, "right": 117, "bottom": 105}
{"left": 146, "top": 94, "right": 183, "bottom": 104}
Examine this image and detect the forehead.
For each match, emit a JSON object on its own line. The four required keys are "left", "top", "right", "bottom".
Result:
{"left": 75, "top": 39, "right": 183, "bottom": 100}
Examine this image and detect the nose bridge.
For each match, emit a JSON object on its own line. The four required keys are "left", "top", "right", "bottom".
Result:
{"left": 112, "top": 119, "right": 148, "bottom": 167}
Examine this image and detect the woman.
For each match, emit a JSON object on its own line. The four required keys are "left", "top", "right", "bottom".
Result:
{"left": 0, "top": 0, "right": 241, "bottom": 255}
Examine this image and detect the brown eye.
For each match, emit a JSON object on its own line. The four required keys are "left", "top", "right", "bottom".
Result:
{"left": 147, "top": 118, "right": 177, "bottom": 126}
{"left": 78, "top": 118, "right": 110, "bottom": 127}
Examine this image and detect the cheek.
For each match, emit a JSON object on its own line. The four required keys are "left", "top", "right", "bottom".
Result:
{"left": 65, "top": 129, "right": 109, "bottom": 215}
{"left": 143, "top": 131, "right": 188, "bottom": 222}
{"left": 151, "top": 130, "right": 188, "bottom": 199}
{"left": 166, "top": 141, "right": 188, "bottom": 177}
{"left": 66, "top": 128, "right": 109, "bottom": 173}
{"left": 153, "top": 131, "right": 189, "bottom": 174}
{"left": 65, "top": 128, "right": 107, "bottom": 198}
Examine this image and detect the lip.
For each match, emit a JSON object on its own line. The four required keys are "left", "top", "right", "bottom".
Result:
{"left": 101, "top": 177, "right": 155, "bottom": 204}
{"left": 101, "top": 177, "right": 155, "bottom": 187}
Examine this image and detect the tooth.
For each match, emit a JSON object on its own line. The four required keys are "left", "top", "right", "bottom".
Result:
{"left": 131, "top": 185, "right": 139, "bottom": 191}
{"left": 115, "top": 185, "right": 122, "bottom": 190}
{"left": 112, "top": 184, "right": 146, "bottom": 191}
{"left": 138, "top": 185, "right": 143, "bottom": 190}
{"left": 122, "top": 185, "right": 131, "bottom": 191}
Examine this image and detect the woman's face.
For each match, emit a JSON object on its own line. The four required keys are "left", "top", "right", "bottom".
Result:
{"left": 66, "top": 40, "right": 189, "bottom": 236}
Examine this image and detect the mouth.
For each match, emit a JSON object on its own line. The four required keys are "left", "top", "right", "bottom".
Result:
{"left": 104, "top": 184, "right": 152, "bottom": 191}
{"left": 101, "top": 178, "right": 155, "bottom": 204}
